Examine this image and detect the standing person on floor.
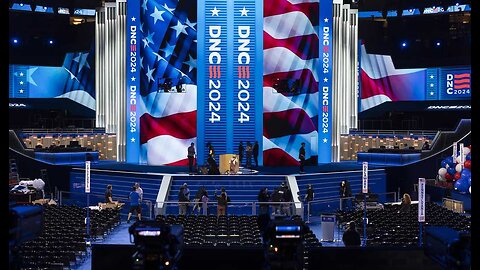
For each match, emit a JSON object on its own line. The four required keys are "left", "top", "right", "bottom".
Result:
{"left": 258, "top": 187, "right": 271, "bottom": 216}
{"left": 215, "top": 188, "right": 230, "bottom": 216}
{"left": 178, "top": 185, "right": 189, "bottom": 215}
{"left": 187, "top": 142, "right": 196, "bottom": 175}
{"left": 127, "top": 186, "right": 142, "bottom": 223}
{"left": 253, "top": 141, "right": 259, "bottom": 167}
{"left": 105, "top": 184, "right": 118, "bottom": 205}
{"left": 238, "top": 142, "right": 244, "bottom": 167}
{"left": 134, "top": 182, "right": 143, "bottom": 202}
{"left": 304, "top": 184, "right": 314, "bottom": 217}
{"left": 299, "top": 142, "right": 306, "bottom": 173}
{"left": 201, "top": 189, "right": 210, "bottom": 215}
{"left": 342, "top": 222, "right": 361, "bottom": 247}
{"left": 192, "top": 186, "right": 205, "bottom": 214}
{"left": 246, "top": 142, "right": 253, "bottom": 169}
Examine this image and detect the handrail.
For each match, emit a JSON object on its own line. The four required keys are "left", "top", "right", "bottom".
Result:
{"left": 59, "top": 191, "right": 154, "bottom": 219}
{"left": 344, "top": 129, "right": 438, "bottom": 136}
{"left": 19, "top": 128, "right": 108, "bottom": 135}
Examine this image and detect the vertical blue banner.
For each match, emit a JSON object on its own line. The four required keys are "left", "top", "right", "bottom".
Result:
{"left": 126, "top": 0, "right": 141, "bottom": 163}
{"left": 233, "top": 0, "right": 256, "bottom": 154}
{"left": 425, "top": 68, "right": 439, "bottom": 100}
{"left": 199, "top": 0, "right": 228, "bottom": 162}
{"left": 318, "top": 0, "right": 333, "bottom": 163}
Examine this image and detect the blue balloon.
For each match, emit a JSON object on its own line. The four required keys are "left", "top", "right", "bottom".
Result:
{"left": 441, "top": 159, "right": 448, "bottom": 168}
{"left": 445, "top": 156, "right": 454, "bottom": 163}
{"left": 461, "top": 168, "right": 471, "bottom": 179}
{"left": 466, "top": 153, "right": 471, "bottom": 161}
{"left": 447, "top": 167, "right": 456, "bottom": 176}
{"left": 454, "top": 178, "right": 469, "bottom": 193}
{"left": 468, "top": 176, "right": 471, "bottom": 186}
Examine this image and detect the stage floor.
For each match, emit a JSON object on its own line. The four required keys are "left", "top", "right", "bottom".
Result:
{"left": 71, "top": 160, "right": 386, "bottom": 175}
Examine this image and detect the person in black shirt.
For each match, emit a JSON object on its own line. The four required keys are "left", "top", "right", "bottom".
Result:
{"left": 246, "top": 142, "right": 253, "bottom": 169}
{"left": 304, "top": 184, "right": 314, "bottom": 217}
{"left": 342, "top": 222, "right": 361, "bottom": 247}
{"left": 105, "top": 184, "right": 113, "bottom": 203}
{"left": 253, "top": 141, "right": 259, "bottom": 167}
{"left": 422, "top": 141, "right": 430, "bottom": 150}
{"left": 339, "top": 180, "right": 352, "bottom": 209}
{"left": 258, "top": 187, "right": 271, "bottom": 216}
{"left": 299, "top": 142, "right": 306, "bottom": 173}
{"left": 238, "top": 142, "right": 244, "bottom": 166}
{"left": 187, "top": 142, "right": 196, "bottom": 174}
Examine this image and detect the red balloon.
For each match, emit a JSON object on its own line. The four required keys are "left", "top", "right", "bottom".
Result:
{"left": 464, "top": 160, "right": 471, "bottom": 169}
{"left": 454, "top": 172, "right": 461, "bottom": 180}
{"left": 445, "top": 172, "right": 453, "bottom": 181}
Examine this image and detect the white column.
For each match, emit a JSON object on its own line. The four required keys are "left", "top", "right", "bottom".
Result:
{"left": 105, "top": 3, "right": 116, "bottom": 134}
{"left": 350, "top": 8, "right": 359, "bottom": 130}
{"left": 116, "top": 0, "right": 127, "bottom": 162}
{"left": 95, "top": 8, "right": 105, "bottom": 128}
{"left": 332, "top": 0, "right": 343, "bottom": 162}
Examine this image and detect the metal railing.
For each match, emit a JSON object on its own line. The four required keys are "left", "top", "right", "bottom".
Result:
{"left": 20, "top": 128, "right": 107, "bottom": 135}
{"left": 59, "top": 190, "right": 154, "bottom": 220}
{"left": 304, "top": 192, "right": 398, "bottom": 223}
{"left": 155, "top": 201, "right": 300, "bottom": 218}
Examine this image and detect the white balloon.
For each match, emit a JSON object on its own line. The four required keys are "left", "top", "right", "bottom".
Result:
{"left": 469, "top": 185, "right": 471, "bottom": 194}
{"left": 456, "top": 156, "right": 462, "bottom": 163}
{"left": 463, "top": 147, "right": 471, "bottom": 156}
{"left": 438, "top": 168, "right": 447, "bottom": 177}
{"left": 455, "top": 164, "right": 463, "bottom": 173}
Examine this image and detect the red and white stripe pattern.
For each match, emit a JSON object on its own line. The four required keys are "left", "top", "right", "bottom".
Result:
{"left": 263, "top": 0, "right": 319, "bottom": 166}
{"left": 139, "top": 85, "right": 197, "bottom": 165}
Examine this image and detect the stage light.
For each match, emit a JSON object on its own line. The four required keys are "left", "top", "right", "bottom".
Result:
{"left": 401, "top": 42, "right": 407, "bottom": 48}
{"left": 48, "top": 39, "right": 54, "bottom": 45}
{"left": 436, "top": 41, "right": 441, "bottom": 47}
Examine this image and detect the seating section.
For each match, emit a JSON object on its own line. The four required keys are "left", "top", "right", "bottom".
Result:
{"left": 336, "top": 202, "right": 471, "bottom": 247}
{"left": 14, "top": 205, "right": 120, "bottom": 269}
{"left": 155, "top": 214, "right": 263, "bottom": 247}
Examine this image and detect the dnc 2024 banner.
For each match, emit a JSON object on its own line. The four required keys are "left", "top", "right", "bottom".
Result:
{"left": 126, "top": 0, "right": 332, "bottom": 166}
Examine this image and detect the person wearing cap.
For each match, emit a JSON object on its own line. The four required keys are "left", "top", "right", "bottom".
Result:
{"left": 299, "top": 142, "right": 306, "bottom": 173}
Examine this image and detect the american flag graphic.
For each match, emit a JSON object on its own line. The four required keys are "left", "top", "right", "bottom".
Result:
{"left": 139, "top": 0, "right": 197, "bottom": 165}
{"left": 453, "top": 73, "right": 470, "bottom": 89}
{"left": 262, "top": 0, "right": 319, "bottom": 166}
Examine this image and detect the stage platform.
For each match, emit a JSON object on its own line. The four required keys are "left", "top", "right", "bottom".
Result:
{"left": 72, "top": 160, "right": 386, "bottom": 176}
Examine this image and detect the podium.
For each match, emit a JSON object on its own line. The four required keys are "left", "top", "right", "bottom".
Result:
{"left": 219, "top": 154, "right": 240, "bottom": 174}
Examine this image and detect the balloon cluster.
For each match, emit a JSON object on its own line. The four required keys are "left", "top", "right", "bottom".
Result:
{"left": 437, "top": 145, "right": 471, "bottom": 194}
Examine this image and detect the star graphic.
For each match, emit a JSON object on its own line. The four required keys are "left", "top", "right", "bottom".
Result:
{"left": 73, "top": 53, "right": 91, "bottom": 72}
{"left": 19, "top": 89, "right": 24, "bottom": 94}
{"left": 323, "top": 138, "right": 328, "bottom": 143}
{"left": 131, "top": 16, "right": 136, "bottom": 22}
{"left": 140, "top": 56, "right": 144, "bottom": 69}
{"left": 170, "top": 20, "right": 187, "bottom": 38}
{"left": 64, "top": 67, "right": 80, "bottom": 82}
{"left": 19, "top": 72, "right": 24, "bottom": 77}
{"left": 430, "top": 75, "right": 434, "bottom": 79}
{"left": 211, "top": 7, "right": 220, "bottom": 16}
{"left": 430, "top": 83, "right": 434, "bottom": 87}
{"left": 131, "top": 138, "right": 136, "bottom": 143}
{"left": 183, "top": 55, "right": 197, "bottom": 72}
{"left": 19, "top": 81, "right": 24, "bottom": 85}
{"left": 142, "top": 38, "right": 150, "bottom": 48}
{"left": 145, "top": 30, "right": 155, "bottom": 45}
{"left": 430, "top": 91, "right": 434, "bottom": 96}
{"left": 146, "top": 65, "right": 156, "bottom": 82}
{"left": 160, "top": 42, "right": 175, "bottom": 58}
{"left": 240, "top": 7, "right": 249, "bottom": 16}
{"left": 141, "top": 0, "right": 148, "bottom": 14}
{"left": 163, "top": 3, "right": 175, "bottom": 13}
{"left": 150, "top": 6, "right": 165, "bottom": 24}
{"left": 186, "top": 18, "right": 196, "bottom": 30}
{"left": 323, "top": 78, "right": 328, "bottom": 82}
{"left": 324, "top": 18, "right": 329, "bottom": 23}
{"left": 140, "top": 22, "right": 144, "bottom": 33}
{"left": 131, "top": 77, "right": 136, "bottom": 82}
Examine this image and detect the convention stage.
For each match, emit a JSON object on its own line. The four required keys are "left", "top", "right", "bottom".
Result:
{"left": 71, "top": 160, "right": 386, "bottom": 176}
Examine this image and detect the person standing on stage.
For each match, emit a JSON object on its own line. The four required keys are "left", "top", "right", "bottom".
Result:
{"left": 299, "top": 142, "right": 306, "bottom": 173}
{"left": 178, "top": 185, "right": 189, "bottom": 215}
{"left": 238, "top": 142, "right": 244, "bottom": 166}
{"left": 304, "top": 184, "right": 314, "bottom": 217}
{"left": 187, "top": 142, "right": 196, "bottom": 175}
{"left": 246, "top": 142, "right": 253, "bottom": 169}
{"left": 253, "top": 141, "right": 259, "bottom": 168}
